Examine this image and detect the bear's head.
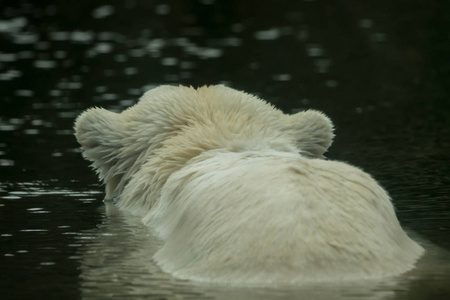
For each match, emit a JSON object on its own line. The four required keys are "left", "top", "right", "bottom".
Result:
{"left": 74, "top": 85, "right": 334, "bottom": 200}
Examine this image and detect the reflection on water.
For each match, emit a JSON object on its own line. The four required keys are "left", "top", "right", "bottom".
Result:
{"left": 3, "top": 180, "right": 447, "bottom": 299}
{"left": 0, "top": 181, "right": 103, "bottom": 298}
{"left": 78, "top": 203, "right": 450, "bottom": 300}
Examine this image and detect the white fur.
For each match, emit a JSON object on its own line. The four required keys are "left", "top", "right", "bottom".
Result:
{"left": 74, "top": 85, "right": 424, "bottom": 284}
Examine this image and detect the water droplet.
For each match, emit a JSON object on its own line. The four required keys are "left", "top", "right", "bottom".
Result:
{"left": 91, "top": 43, "right": 113, "bottom": 54}
{"left": 10, "top": 191, "right": 27, "bottom": 195}
{"left": 11, "top": 118, "right": 23, "bottom": 125}
{"left": 147, "top": 39, "right": 165, "bottom": 53}
{"left": 49, "top": 90, "right": 62, "bottom": 97}
{"left": 325, "top": 80, "right": 338, "bottom": 88}
{"left": 102, "top": 94, "right": 118, "bottom": 101}
{"left": 101, "top": 233, "right": 115, "bottom": 236}
{"left": 24, "top": 129, "right": 39, "bottom": 135}
{"left": 92, "top": 5, "right": 115, "bottom": 19}
{"left": 119, "top": 99, "right": 135, "bottom": 106}
{"left": 254, "top": 28, "right": 280, "bottom": 40}
{"left": 71, "top": 31, "right": 94, "bottom": 43}
{"left": 14, "top": 90, "right": 34, "bottom": 97}
{"left": 13, "top": 32, "right": 39, "bottom": 44}
{"left": 129, "top": 49, "right": 145, "bottom": 57}
{"left": 0, "top": 53, "right": 17, "bottom": 62}
{"left": 155, "top": 4, "right": 170, "bottom": 15}
{"left": 306, "top": 44, "right": 324, "bottom": 57}
{"left": 0, "top": 17, "right": 27, "bottom": 33}
{"left": 68, "top": 82, "right": 82, "bottom": 89}
{"left": 191, "top": 47, "right": 222, "bottom": 59}
{"left": 75, "top": 235, "right": 96, "bottom": 240}
{"left": 34, "top": 60, "right": 57, "bottom": 69}
{"left": 161, "top": 57, "right": 177, "bottom": 66}
{"left": 95, "top": 86, "right": 107, "bottom": 93}
{"left": 273, "top": 74, "right": 292, "bottom": 81}
{"left": 57, "top": 81, "right": 82, "bottom": 89}
{"left": 0, "top": 160, "right": 15, "bottom": 167}
{"left": 221, "top": 37, "right": 242, "bottom": 47}
{"left": 0, "top": 70, "right": 21, "bottom": 81}
{"left": 127, "top": 88, "right": 141, "bottom": 95}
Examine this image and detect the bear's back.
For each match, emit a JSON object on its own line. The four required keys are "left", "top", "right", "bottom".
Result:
{"left": 151, "top": 151, "right": 424, "bottom": 284}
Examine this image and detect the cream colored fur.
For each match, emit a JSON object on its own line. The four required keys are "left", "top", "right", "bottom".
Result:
{"left": 74, "top": 85, "right": 424, "bottom": 284}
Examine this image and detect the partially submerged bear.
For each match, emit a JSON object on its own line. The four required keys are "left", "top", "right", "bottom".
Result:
{"left": 74, "top": 85, "right": 424, "bottom": 284}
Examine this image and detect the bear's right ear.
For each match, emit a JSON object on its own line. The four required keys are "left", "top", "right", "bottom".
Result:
{"left": 74, "top": 108, "right": 126, "bottom": 199}
{"left": 285, "top": 110, "right": 335, "bottom": 158}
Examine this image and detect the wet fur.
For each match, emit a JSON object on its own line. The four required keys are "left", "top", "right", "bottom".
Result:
{"left": 74, "top": 85, "right": 423, "bottom": 284}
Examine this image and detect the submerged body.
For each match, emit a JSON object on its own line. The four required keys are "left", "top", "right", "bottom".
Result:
{"left": 74, "top": 85, "right": 424, "bottom": 284}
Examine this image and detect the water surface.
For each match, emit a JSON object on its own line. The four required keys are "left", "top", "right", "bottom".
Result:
{"left": 0, "top": 1, "right": 449, "bottom": 299}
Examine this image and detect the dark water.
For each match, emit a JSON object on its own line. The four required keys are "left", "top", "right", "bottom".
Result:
{"left": 0, "top": 1, "right": 449, "bottom": 299}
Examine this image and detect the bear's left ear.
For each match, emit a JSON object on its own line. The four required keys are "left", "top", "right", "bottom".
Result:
{"left": 74, "top": 108, "right": 127, "bottom": 199}
{"left": 284, "top": 110, "right": 335, "bottom": 158}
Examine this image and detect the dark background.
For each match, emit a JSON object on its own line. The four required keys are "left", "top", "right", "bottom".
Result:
{"left": 0, "top": 0, "right": 449, "bottom": 299}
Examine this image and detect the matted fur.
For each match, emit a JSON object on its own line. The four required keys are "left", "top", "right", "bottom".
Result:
{"left": 74, "top": 85, "right": 423, "bottom": 284}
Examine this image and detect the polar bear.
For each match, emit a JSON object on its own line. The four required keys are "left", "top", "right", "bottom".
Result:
{"left": 74, "top": 85, "right": 424, "bottom": 284}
